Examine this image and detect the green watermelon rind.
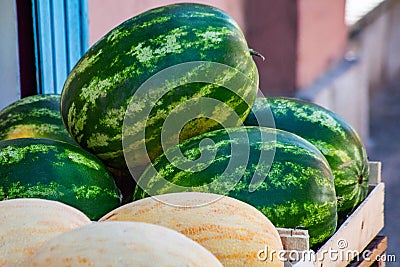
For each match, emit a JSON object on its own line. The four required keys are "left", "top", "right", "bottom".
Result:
{"left": 133, "top": 126, "right": 338, "bottom": 247}
{"left": 244, "top": 97, "right": 369, "bottom": 215}
{"left": 0, "top": 138, "right": 121, "bottom": 220}
{"left": 0, "top": 94, "right": 75, "bottom": 144}
{"left": 61, "top": 3, "right": 259, "bottom": 173}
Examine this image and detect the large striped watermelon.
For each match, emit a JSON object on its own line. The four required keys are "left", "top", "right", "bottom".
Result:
{"left": 133, "top": 126, "right": 337, "bottom": 247}
{"left": 60, "top": 3, "right": 259, "bottom": 179}
{"left": 0, "top": 138, "right": 121, "bottom": 220}
{"left": 244, "top": 97, "right": 369, "bottom": 217}
{"left": 0, "top": 94, "right": 74, "bottom": 144}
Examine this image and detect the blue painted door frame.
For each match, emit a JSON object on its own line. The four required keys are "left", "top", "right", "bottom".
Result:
{"left": 32, "top": 0, "right": 89, "bottom": 94}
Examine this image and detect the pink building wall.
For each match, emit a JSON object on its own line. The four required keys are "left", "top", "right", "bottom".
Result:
{"left": 88, "top": 0, "right": 245, "bottom": 45}
{"left": 297, "top": 0, "right": 348, "bottom": 89}
{"left": 87, "top": 0, "right": 348, "bottom": 95}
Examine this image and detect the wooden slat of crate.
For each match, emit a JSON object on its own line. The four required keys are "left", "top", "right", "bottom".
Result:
{"left": 315, "top": 183, "right": 384, "bottom": 266}
{"left": 368, "top": 161, "right": 382, "bottom": 184}
{"left": 277, "top": 228, "right": 310, "bottom": 251}
{"left": 278, "top": 162, "right": 385, "bottom": 267}
{"left": 348, "top": 236, "right": 388, "bottom": 267}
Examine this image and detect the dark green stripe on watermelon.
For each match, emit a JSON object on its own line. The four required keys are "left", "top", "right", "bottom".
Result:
{"left": 244, "top": 97, "right": 369, "bottom": 217}
{"left": 0, "top": 94, "right": 75, "bottom": 144}
{"left": 133, "top": 126, "right": 337, "bottom": 247}
{"left": 0, "top": 138, "right": 121, "bottom": 220}
{"left": 60, "top": 3, "right": 259, "bottom": 176}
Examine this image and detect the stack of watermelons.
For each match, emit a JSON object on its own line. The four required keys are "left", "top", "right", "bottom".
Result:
{"left": 0, "top": 2, "right": 369, "bottom": 263}
{"left": 0, "top": 95, "right": 121, "bottom": 220}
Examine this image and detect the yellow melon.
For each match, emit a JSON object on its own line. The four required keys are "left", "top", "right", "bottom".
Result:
{"left": 27, "top": 221, "right": 223, "bottom": 266}
{"left": 0, "top": 198, "right": 91, "bottom": 266}
{"left": 100, "top": 192, "right": 284, "bottom": 266}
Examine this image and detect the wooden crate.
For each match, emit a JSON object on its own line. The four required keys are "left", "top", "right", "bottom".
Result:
{"left": 278, "top": 161, "right": 385, "bottom": 267}
{"left": 348, "top": 236, "right": 388, "bottom": 267}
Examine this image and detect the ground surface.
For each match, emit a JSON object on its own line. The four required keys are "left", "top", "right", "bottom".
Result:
{"left": 368, "top": 76, "right": 400, "bottom": 263}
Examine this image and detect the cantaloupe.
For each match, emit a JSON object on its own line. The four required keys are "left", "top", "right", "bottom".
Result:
{"left": 27, "top": 221, "right": 223, "bottom": 266}
{"left": 0, "top": 198, "right": 91, "bottom": 266}
{"left": 100, "top": 192, "right": 284, "bottom": 266}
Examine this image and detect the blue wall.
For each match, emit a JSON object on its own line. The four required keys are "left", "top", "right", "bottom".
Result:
{"left": 32, "top": 0, "right": 89, "bottom": 94}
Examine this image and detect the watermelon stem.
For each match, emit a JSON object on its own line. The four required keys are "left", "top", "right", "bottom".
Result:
{"left": 249, "top": 49, "right": 265, "bottom": 61}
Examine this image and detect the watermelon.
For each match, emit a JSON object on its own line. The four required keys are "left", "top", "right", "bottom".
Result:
{"left": 0, "top": 94, "right": 74, "bottom": 144}
{"left": 244, "top": 97, "right": 369, "bottom": 216}
{"left": 133, "top": 126, "right": 337, "bottom": 247}
{"left": 0, "top": 138, "right": 121, "bottom": 220}
{"left": 60, "top": 3, "right": 259, "bottom": 179}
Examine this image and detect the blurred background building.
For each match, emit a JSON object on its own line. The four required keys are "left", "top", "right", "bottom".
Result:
{"left": 86, "top": 0, "right": 399, "bottom": 144}
{"left": 2, "top": 0, "right": 399, "bottom": 141}
{"left": 0, "top": 0, "right": 399, "bottom": 260}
